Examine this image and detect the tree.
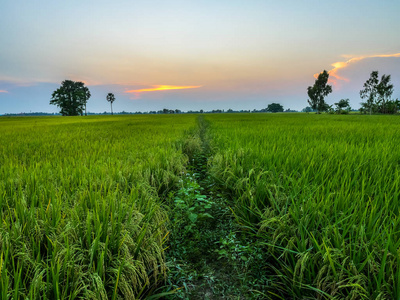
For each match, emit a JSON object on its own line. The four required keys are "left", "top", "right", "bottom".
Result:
{"left": 376, "top": 74, "right": 393, "bottom": 114}
{"left": 266, "top": 103, "right": 284, "bottom": 113}
{"left": 302, "top": 106, "right": 314, "bottom": 113}
{"left": 334, "top": 98, "right": 351, "bottom": 114}
{"left": 360, "top": 71, "right": 394, "bottom": 114}
{"left": 106, "top": 93, "right": 115, "bottom": 115}
{"left": 385, "top": 99, "right": 400, "bottom": 114}
{"left": 50, "top": 80, "right": 90, "bottom": 116}
{"left": 307, "top": 70, "right": 332, "bottom": 114}
{"left": 360, "top": 71, "right": 379, "bottom": 115}
{"left": 83, "top": 87, "right": 90, "bottom": 116}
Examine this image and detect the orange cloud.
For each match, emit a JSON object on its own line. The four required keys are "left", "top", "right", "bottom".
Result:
{"left": 314, "top": 53, "right": 400, "bottom": 86}
{"left": 125, "top": 85, "right": 202, "bottom": 93}
{"left": 0, "top": 90, "right": 8, "bottom": 93}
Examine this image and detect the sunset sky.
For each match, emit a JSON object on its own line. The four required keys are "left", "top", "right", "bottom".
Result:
{"left": 1, "top": 0, "right": 400, "bottom": 114}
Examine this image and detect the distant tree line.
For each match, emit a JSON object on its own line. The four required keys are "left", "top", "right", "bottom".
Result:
{"left": 46, "top": 81, "right": 300, "bottom": 117}
{"left": 47, "top": 72, "right": 400, "bottom": 117}
{"left": 306, "top": 70, "right": 399, "bottom": 114}
{"left": 0, "top": 112, "right": 62, "bottom": 117}
{"left": 47, "top": 79, "right": 299, "bottom": 117}
{"left": 4, "top": 109, "right": 302, "bottom": 117}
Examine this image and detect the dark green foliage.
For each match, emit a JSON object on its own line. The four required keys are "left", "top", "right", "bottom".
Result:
{"left": 334, "top": 98, "right": 351, "bottom": 114}
{"left": 266, "top": 103, "right": 284, "bottom": 113}
{"left": 360, "top": 71, "right": 379, "bottom": 114}
{"left": 302, "top": 106, "right": 314, "bottom": 113}
{"left": 384, "top": 99, "right": 400, "bottom": 114}
{"left": 106, "top": 92, "right": 116, "bottom": 115}
{"left": 376, "top": 74, "right": 394, "bottom": 113}
{"left": 360, "top": 71, "right": 396, "bottom": 114}
{"left": 50, "top": 80, "right": 91, "bottom": 116}
{"left": 307, "top": 70, "right": 332, "bottom": 114}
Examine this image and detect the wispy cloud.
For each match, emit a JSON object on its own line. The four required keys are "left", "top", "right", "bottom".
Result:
{"left": 0, "top": 90, "right": 8, "bottom": 93}
{"left": 125, "top": 85, "right": 202, "bottom": 94}
{"left": 124, "top": 85, "right": 203, "bottom": 99}
{"left": 315, "top": 53, "right": 400, "bottom": 86}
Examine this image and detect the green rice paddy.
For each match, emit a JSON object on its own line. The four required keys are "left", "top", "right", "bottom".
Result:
{"left": 0, "top": 115, "right": 195, "bottom": 299}
{"left": 1, "top": 113, "right": 400, "bottom": 299}
{"left": 208, "top": 113, "right": 400, "bottom": 299}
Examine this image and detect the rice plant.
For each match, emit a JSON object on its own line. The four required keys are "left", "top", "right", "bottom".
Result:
{"left": 0, "top": 114, "right": 196, "bottom": 299}
{"left": 207, "top": 113, "right": 400, "bottom": 299}
{"left": 4, "top": 112, "right": 400, "bottom": 299}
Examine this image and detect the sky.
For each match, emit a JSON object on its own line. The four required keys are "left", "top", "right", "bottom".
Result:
{"left": 1, "top": 0, "right": 400, "bottom": 114}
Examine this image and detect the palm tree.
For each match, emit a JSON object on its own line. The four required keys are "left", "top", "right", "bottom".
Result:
{"left": 106, "top": 93, "right": 115, "bottom": 115}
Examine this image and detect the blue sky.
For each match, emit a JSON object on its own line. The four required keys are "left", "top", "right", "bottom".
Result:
{"left": 1, "top": 0, "right": 400, "bottom": 113}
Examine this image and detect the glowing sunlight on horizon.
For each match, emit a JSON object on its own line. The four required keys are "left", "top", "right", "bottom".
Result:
{"left": 125, "top": 85, "right": 203, "bottom": 94}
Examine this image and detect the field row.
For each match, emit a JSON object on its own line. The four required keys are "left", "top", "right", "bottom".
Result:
{"left": 0, "top": 115, "right": 196, "bottom": 299}
{"left": 1, "top": 113, "right": 400, "bottom": 299}
{"left": 207, "top": 113, "right": 400, "bottom": 299}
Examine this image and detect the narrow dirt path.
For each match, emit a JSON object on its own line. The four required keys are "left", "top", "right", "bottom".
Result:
{"left": 163, "top": 116, "right": 249, "bottom": 299}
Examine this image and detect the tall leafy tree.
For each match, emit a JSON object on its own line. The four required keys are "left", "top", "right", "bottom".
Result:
{"left": 307, "top": 70, "right": 332, "bottom": 114}
{"left": 106, "top": 93, "right": 115, "bottom": 115}
{"left": 360, "top": 71, "right": 394, "bottom": 114}
{"left": 50, "top": 80, "right": 90, "bottom": 116}
{"left": 360, "top": 71, "right": 379, "bottom": 115}
{"left": 376, "top": 74, "right": 393, "bottom": 114}
{"left": 83, "top": 87, "right": 91, "bottom": 116}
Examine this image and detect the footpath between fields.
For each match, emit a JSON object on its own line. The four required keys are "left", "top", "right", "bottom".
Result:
{"left": 162, "top": 116, "right": 265, "bottom": 299}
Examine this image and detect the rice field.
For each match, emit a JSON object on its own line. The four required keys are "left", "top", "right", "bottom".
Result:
{"left": 0, "top": 115, "right": 196, "bottom": 299}
{"left": 1, "top": 113, "right": 400, "bottom": 299}
{"left": 207, "top": 113, "right": 400, "bottom": 299}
